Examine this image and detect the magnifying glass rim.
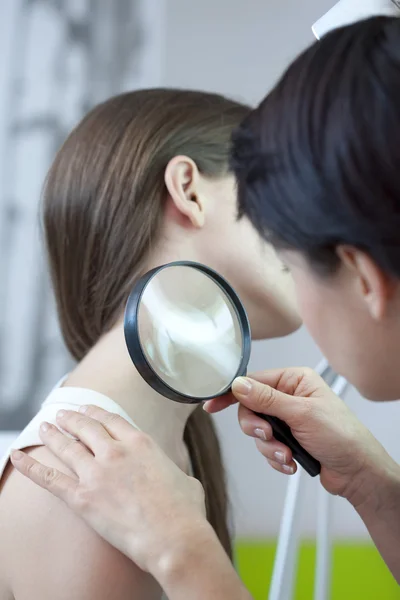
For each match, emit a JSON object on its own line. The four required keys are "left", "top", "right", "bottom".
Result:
{"left": 124, "top": 260, "right": 251, "bottom": 404}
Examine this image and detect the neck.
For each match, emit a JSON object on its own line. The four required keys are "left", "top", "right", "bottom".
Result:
{"left": 65, "top": 324, "right": 197, "bottom": 472}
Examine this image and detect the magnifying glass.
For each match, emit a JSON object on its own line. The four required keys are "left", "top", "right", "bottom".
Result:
{"left": 124, "top": 261, "right": 321, "bottom": 477}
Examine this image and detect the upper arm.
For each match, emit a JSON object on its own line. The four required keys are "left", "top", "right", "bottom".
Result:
{"left": 0, "top": 446, "right": 162, "bottom": 600}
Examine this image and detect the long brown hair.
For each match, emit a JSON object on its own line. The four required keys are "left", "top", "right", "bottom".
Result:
{"left": 43, "top": 88, "right": 250, "bottom": 558}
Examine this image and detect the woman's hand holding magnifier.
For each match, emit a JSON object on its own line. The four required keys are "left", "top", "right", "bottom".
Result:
{"left": 206, "top": 367, "right": 397, "bottom": 503}
{"left": 206, "top": 367, "right": 400, "bottom": 583}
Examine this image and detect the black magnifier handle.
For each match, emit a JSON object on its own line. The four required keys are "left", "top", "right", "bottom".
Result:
{"left": 255, "top": 413, "right": 321, "bottom": 477}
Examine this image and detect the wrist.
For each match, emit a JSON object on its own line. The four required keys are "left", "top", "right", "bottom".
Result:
{"left": 153, "top": 520, "right": 219, "bottom": 585}
{"left": 152, "top": 520, "right": 250, "bottom": 599}
{"left": 346, "top": 450, "right": 400, "bottom": 514}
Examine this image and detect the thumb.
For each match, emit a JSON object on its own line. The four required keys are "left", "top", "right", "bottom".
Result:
{"left": 232, "top": 377, "right": 307, "bottom": 423}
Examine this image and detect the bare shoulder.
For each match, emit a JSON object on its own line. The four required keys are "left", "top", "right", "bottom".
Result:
{"left": 0, "top": 446, "right": 162, "bottom": 600}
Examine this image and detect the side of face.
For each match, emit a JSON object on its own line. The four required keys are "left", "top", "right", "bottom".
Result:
{"left": 157, "top": 156, "right": 302, "bottom": 340}
{"left": 199, "top": 178, "right": 302, "bottom": 340}
{"left": 283, "top": 248, "right": 400, "bottom": 401}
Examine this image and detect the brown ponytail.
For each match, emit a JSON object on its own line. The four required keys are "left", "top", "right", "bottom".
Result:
{"left": 185, "top": 408, "right": 232, "bottom": 556}
{"left": 43, "top": 89, "right": 250, "bottom": 559}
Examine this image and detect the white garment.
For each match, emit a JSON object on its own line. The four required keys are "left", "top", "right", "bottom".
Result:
{"left": 0, "top": 379, "right": 168, "bottom": 599}
{"left": 0, "top": 378, "right": 139, "bottom": 478}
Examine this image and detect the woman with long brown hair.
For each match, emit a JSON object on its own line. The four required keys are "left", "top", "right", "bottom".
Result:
{"left": 0, "top": 88, "right": 300, "bottom": 600}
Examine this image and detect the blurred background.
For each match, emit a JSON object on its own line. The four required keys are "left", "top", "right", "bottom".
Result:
{"left": 0, "top": 1, "right": 399, "bottom": 598}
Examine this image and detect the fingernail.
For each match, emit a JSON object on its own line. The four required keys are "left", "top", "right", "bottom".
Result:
{"left": 79, "top": 405, "right": 88, "bottom": 413}
{"left": 274, "top": 451, "right": 286, "bottom": 464}
{"left": 254, "top": 428, "right": 267, "bottom": 441}
{"left": 57, "top": 410, "right": 66, "bottom": 419}
{"left": 11, "top": 450, "right": 23, "bottom": 461}
{"left": 282, "top": 465, "right": 294, "bottom": 474}
{"left": 233, "top": 377, "right": 252, "bottom": 395}
{"left": 40, "top": 422, "right": 50, "bottom": 433}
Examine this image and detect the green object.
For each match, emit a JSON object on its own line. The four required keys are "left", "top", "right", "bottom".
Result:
{"left": 235, "top": 540, "right": 399, "bottom": 599}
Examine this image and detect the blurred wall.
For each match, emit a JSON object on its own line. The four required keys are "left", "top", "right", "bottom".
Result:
{"left": 162, "top": 0, "right": 400, "bottom": 540}
{"left": 0, "top": 0, "right": 165, "bottom": 428}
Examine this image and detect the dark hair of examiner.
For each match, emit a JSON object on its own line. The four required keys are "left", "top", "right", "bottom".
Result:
{"left": 232, "top": 17, "right": 400, "bottom": 277}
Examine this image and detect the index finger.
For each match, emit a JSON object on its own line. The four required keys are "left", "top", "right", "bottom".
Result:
{"left": 10, "top": 450, "right": 77, "bottom": 504}
{"left": 248, "top": 367, "right": 325, "bottom": 396}
{"left": 55, "top": 410, "right": 113, "bottom": 454}
{"left": 203, "top": 367, "right": 309, "bottom": 414}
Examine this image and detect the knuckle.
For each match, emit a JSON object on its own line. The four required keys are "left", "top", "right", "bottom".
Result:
{"left": 73, "top": 486, "right": 92, "bottom": 512}
{"left": 284, "top": 369, "right": 303, "bottom": 391}
{"left": 69, "top": 437, "right": 80, "bottom": 450}
{"left": 102, "top": 443, "right": 123, "bottom": 462}
{"left": 238, "top": 404, "right": 252, "bottom": 421}
{"left": 104, "top": 412, "right": 122, "bottom": 427}
{"left": 24, "top": 460, "right": 37, "bottom": 478}
{"left": 82, "top": 405, "right": 97, "bottom": 416}
{"left": 132, "top": 430, "right": 153, "bottom": 450}
{"left": 253, "top": 383, "right": 275, "bottom": 411}
{"left": 65, "top": 412, "right": 92, "bottom": 433}
{"left": 302, "top": 366, "right": 315, "bottom": 379}
{"left": 75, "top": 414, "right": 91, "bottom": 429}
{"left": 69, "top": 440, "right": 84, "bottom": 457}
{"left": 42, "top": 466, "right": 59, "bottom": 487}
{"left": 263, "top": 425, "right": 274, "bottom": 441}
{"left": 300, "top": 367, "right": 319, "bottom": 390}
{"left": 58, "top": 438, "right": 73, "bottom": 455}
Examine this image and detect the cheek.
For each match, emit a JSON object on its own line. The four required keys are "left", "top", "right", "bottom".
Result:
{"left": 292, "top": 273, "right": 352, "bottom": 373}
{"left": 216, "top": 219, "right": 264, "bottom": 274}
{"left": 292, "top": 276, "right": 332, "bottom": 345}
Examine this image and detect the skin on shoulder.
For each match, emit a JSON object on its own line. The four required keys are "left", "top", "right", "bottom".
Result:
{"left": 0, "top": 446, "right": 163, "bottom": 600}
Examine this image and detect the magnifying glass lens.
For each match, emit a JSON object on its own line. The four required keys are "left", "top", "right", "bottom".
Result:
{"left": 137, "top": 265, "right": 243, "bottom": 398}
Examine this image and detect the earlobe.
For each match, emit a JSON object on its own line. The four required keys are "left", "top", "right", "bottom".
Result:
{"left": 164, "top": 156, "right": 205, "bottom": 228}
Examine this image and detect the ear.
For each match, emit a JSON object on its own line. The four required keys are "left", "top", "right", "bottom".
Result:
{"left": 337, "top": 245, "right": 395, "bottom": 320}
{"left": 164, "top": 156, "right": 205, "bottom": 228}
